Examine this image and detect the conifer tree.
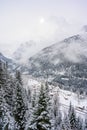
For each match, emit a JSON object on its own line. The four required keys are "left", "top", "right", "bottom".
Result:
{"left": 68, "top": 103, "right": 77, "bottom": 130}
{"left": 76, "top": 117, "right": 83, "bottom": 130}
{"left": 0, "top": 61, "right": 7, "bottom": 129}
{"left": 85, "top": 119, "right": 87, "bottom": 130}
{"left": 4, "top": 74, "right": 14, "bottom": 112}
{"left": 27, "top": 88, "right": 31, "bottom": 103}
{"left": 0, "top": 87, "right": 5, "bottom": 130}
{"left": 62, "top": 114, "right": 71, "bottom": 130}
{"left": 13, "top": 71, "right": 26, "bottom": 130}
{"left": 28, "top": 84, "right": 51, "bottom": 130}
{"left": 52, "top": 89, "right": 62, "bottom": 130}
{"left": 32, "top": 89, "right": 37, "bottom": 108}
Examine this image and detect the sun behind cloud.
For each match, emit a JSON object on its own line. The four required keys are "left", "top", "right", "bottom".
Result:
{"left": 40, "top": 17, "right": 45, "bottom": 24}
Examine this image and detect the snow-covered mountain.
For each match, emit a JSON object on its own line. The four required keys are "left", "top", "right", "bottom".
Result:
{"left": 25, "top": 31, "right": 87, "bottom": 92}
{"left": 13, "top": 41, "right": 36, "bottom": 64}
{"left": 0, "top": 52, "right": 12, "bottom": 62}
{"left": 13, "top": 40, "right": 54, "bottom": 65}
{"left": 0, "top": 52, "right": 17, "bottom": 71}
{"left": 82, "top": 25, "right": 87, "bottom": 32}
{"left": 11, "top": 26, "right": 87, "bottom": 92}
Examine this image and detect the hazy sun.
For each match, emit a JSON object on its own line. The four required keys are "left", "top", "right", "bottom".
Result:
{"left": 40, "top": 18, "right": 45, "bottom": 24}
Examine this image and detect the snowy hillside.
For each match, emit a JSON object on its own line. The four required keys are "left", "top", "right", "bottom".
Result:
{"left": 23, "top": 76, "right": 87, "bottom": 120}
{"left": 0, "top": 52, "right": 12, "bottom": 62}
{"left": 0, "top": 52, "right": 17, "bottom": 71}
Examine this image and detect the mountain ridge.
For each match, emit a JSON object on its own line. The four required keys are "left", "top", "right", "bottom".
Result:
{"left": 24, "top": 32, "right": 87, "bottom": 92}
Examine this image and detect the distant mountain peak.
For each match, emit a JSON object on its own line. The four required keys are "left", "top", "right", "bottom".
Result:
{"left": 82, "top": 25, "right": 87, "bottom": 32}
{"left": 0, "top": 52, "right": 6, "bottom": 59}
{"left": 13, "top": 40, "right": 38, "bottom": 64}
{"left": 0, "top": 52, "right": 3, "bottom": 56}
{"left": 63, "top": 34, "right": 82, "bottom": 43}
{"left": 0, "top": 52, "right": 11, "bottom": 62}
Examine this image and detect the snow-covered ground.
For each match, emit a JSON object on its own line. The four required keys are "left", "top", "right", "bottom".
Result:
{"left": 58, "top": 89, "right": 87, "bottom": 119}
{"left": 22, "top": 75, "right": 87, "bottom": 119}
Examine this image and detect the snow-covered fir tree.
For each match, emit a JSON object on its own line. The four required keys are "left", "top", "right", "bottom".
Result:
{"left": 76, "top": 117, "right": 83, "bottom": 130}
{"left": 27, "top": 88, "right": 31, "bottom": 104}
{"left": 3, "top": 64, "right": 15, "bottom": 116}
{"left": 85, "top": 119, "right": 87, "bottom": 130}
{"left": 13, "top": 71, "right": 26, "bottom": 130}
{"left": 0, "top": 87, "right": 6, "bottom": 130}
{"left": 0, "top": 60, "right": 8, "bottom": 129}
{"left": 32, "top": 88, "right": 37, "bottom": 108}
{"left": 52, "top": 88, "right": 62, "bottom": 130}
{"left": 68, "top": 103, "right": 77, "bottom": 130}
{"left": 62, "top": 113, "right": 71, "bottom": 130}
{"left": 28, "top": 84, "right": 51, "bottom": 130}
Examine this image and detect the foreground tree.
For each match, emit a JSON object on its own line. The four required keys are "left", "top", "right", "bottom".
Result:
{"left": 85, "top": 119, "right": 87, "bottom": 130}
{"left": 62, "top": 114, "right": 71, "bottom": 130}
{"left": 52, "top": 88, "right": 62, "bottom": 130}
{"left": 0, "top": 87, "right": 5, "bottom": 130}
{"left": 76, "top": 117, "right": 83, "bottom": 130}
{"left": 68, "top": 103, "right": 77, "bottom": 130}
{"left": 28, "top": 84, "right": 51, "bottom": 130}
{"left": 13, "top": 71, "right": 26, "bottom": 130}
{"left": 0, "top": 61, "right": 7, "bottom": 129}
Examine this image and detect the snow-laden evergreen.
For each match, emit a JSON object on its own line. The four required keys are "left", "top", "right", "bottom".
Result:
{"left": 13, "top": 71, "right": 27, "bottom": 130}
{"left": 28, "top": 84, "right": 51, "bottom": 130}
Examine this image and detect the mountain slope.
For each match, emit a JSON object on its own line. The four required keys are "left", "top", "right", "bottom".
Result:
{"left": 27, "top": 32, "right": 87, "bottom": 92}
{"left": 0, "top": 52, "right": 12, "bottom": 62}
{"left": 0, "top": 53, "right": 17, "bottom": 71}
{"left": 13, "top": 40, "right": 54, "bottom": 64}
{"left": 13, "top": 41, "right": 37, "bottom": 64}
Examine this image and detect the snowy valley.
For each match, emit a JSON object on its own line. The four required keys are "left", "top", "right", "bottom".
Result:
{"left": 1, "top": 0, "right": 87, "bottom": 130}
{"left": 0, "top": 25, "right": 87, "bottom": 130}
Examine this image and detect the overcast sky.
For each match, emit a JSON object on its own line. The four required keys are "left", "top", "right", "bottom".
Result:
{"left": 0, "top": 0, "right": 87, "bottom": 57}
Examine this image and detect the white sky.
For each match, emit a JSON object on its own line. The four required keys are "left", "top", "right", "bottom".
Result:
{"left": 0, "top": 0, "right": 87, "bottom": 57}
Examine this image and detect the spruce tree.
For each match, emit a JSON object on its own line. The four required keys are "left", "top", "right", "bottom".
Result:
{"left": 28, "top": 84, "right": 51, "bottom": 130}
{"left": 52, "top": 89, "right": 62, "bottom": 130}
{"left": 0, "top": 60, "right": 7, "bottom": 129}
{"left": 0, "top": 87, "right": 5, "bottom": 130}
{"left": 76, "top": 117, "right": 83, "bottom": 130}
{"left": 62, "top": 114, "right": 71, "bottom": 130}
{"left": 4, "top": 74, "right": 14, "bottom": 112}
{"left": 4, "top": 122, "right": 9, "bottom": 130}
{"left": 13, "top": 71, "right": 26, "bottom": 130}
{"left": 68, "top": 103, "right": 77, "bottom": 130}
{"left": 32, "top": 89, "right": 37, "bottom": 108}
{"left": 27, "top": 88, "right": 31, "bottom": 103}
{"left": 85, "top": 119, "right": 87, "bottom": 130}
